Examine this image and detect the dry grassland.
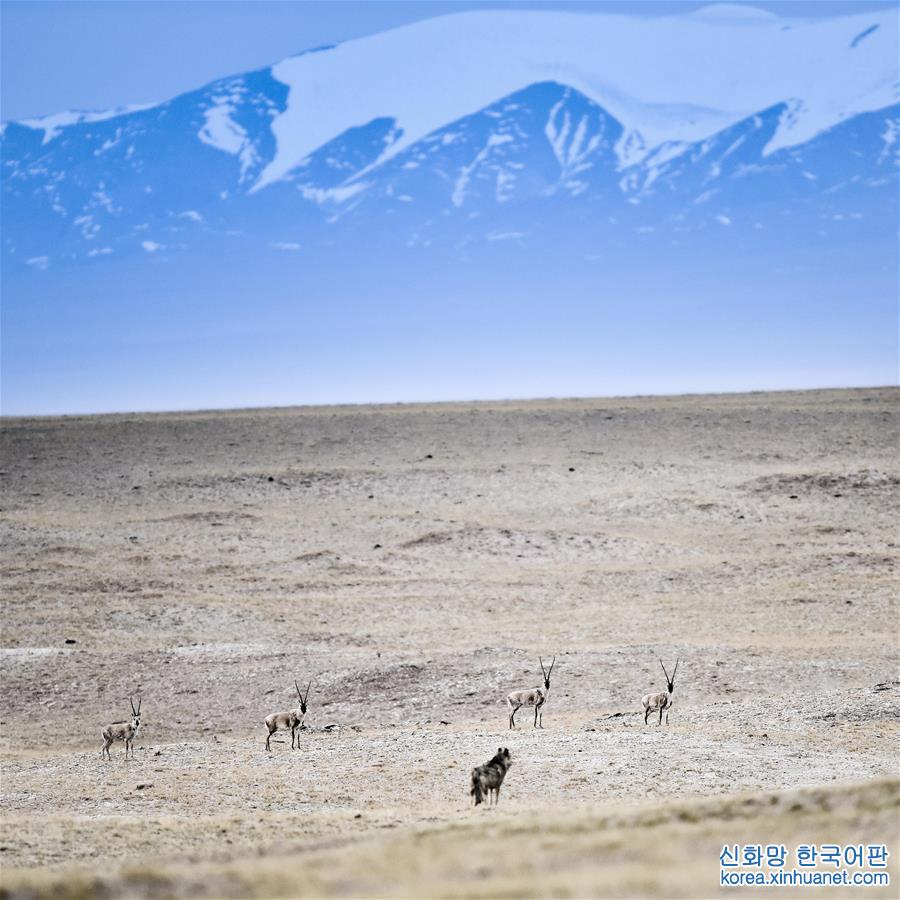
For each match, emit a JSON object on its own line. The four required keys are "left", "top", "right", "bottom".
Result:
{"left": 1, "top": 388, "right": 898, "bottom": 897}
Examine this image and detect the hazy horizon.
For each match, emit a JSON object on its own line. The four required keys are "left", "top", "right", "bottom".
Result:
{"left": 2, "top": 1, "right": 897, "bottom": 416}
{"left": 2, "top": 383, "right": 896, "bottom": 420}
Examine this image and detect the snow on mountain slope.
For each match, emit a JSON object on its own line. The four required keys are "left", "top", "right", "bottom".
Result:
{"left": 19, "top": 104, "right": 157, "bottom": 144}
{"left": 1, "top": 5, "right": 897, "bottom": 271}
{"left": 254, "top": 6, "right": 898, "bottom": 190}
{"left": 2, "top": 5, "right": 898, "bottom": 415}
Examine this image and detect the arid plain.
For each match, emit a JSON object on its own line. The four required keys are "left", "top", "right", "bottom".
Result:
{"left": 1, "top": 388, "right": 898, "bottom": 898}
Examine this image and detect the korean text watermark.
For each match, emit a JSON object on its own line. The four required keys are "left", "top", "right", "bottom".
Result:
{"left": 720, "top": 844, "right": 891, "bottom": 888}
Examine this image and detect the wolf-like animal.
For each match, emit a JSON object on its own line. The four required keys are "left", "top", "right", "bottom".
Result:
{"left": 470, "top": 747, "right": 513, "bottom": 806}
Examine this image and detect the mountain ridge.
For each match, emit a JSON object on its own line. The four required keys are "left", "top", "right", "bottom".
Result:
{"left": 3, "top": 75, "right": 896, "bottom": 269}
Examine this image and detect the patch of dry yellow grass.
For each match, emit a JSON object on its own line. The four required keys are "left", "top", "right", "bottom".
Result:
{"left": 2, "top": 779, "right": 897, "bottom": 899}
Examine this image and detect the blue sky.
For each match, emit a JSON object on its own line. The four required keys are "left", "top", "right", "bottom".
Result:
{"left": 2, "top": 1, "right": 895, "bottom": 120}
{"left": 1, "top": 1, "right": 897, "bottom": 414}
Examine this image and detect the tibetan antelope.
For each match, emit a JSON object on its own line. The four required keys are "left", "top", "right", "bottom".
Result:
{"left": 101, "top": 695, "right": 141, "bottom": 760}
{"left": 264, "top": 679, "right": 311, "bottom": 751}
{"left": 507, "top": 655, "right": 555, "bottom": 729}
{"left": 470, "top": 747, "right": 512, "bottom": 806}
{"left": 642, "top": 658, "right": 679, "bottom": 725}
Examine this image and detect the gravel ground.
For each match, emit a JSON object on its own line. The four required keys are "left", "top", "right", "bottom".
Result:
{"left": 1, "top": 388, "right": 898, "bottom": 891}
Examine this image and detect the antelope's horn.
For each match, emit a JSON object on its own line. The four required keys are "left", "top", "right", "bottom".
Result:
{"left": 130, "top": 695, "right": 137, "bottom": 715}
{"left": 539, "top": 656, "right": 547, "bottom": 679}
{"left": 295, "top": 680, "right": 302, "bottom": 697}
{"left": 659, "top": 659, "right": 671, "bottom": 682}
{"left": 548, "top": 655, "right": 556, "bottom": 675}
{"left": 136, "top": 695, "right": 141, "bottom": 714}
{"left": 304, "top": 680, "right": 312, "bottom": 704}
{"left": 672, "top": 658, "right": 680, "bottom": 679}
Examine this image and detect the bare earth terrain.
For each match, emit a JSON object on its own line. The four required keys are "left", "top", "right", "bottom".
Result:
{"left": 1, "top": 388, "right": 898, "bottom": 898}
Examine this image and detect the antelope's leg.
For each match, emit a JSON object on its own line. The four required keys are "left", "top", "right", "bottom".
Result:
{"left": 644, "top": 706, "right": 650, "bottom": 725}
{"left": 658, "top": 708, "right": 663, "bottom": 726}
{"left": 266, "top": 729, "right": 272, "bottom": 752}
{"left": 509, "top": 706, "right": 517, "bottom": 729}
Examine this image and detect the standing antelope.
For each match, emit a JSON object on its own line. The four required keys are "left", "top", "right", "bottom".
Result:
{"left": 264, "top": 679, "right": 311, "bottom": 751}
{"left": 507, "top": 656, "right": 555, "bottom": 729}
{"left": 642, "top": 658, "right": 679, "bottom": 725}
{"left": 101, "top": 695, "right": 141, "bottom": 760}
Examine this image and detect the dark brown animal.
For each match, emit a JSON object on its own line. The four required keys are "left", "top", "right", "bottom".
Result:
{"left": 471, "top": 747, "right": 513, "bottom": 806}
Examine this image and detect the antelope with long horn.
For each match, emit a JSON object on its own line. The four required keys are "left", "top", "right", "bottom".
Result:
{"left": 101, "top": 695, "right": 141, "bottom": 760}
{"left": 507, "top": 656, "right": 555, "bottom": 729}
{"left": 642, "top": 658, "right": 679, "bottom": 725}
{"left": 264, "top": 679, "right": 311, "bottom": 751}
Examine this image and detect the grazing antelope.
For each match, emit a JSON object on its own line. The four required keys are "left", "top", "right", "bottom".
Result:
{"left": 101, "top": 695, "right": 141, "bottom": 760}
{"left": 470, "top": 747, "right": 512, "bottom": 806}
{"left": 264, "top": 679, "right": 311, "bottom": 751}
{"left": 642, "top": 658, "right": 679, "bottom": 725}
{"left": 507, "top": 656, "right": 555, "bottom": 729}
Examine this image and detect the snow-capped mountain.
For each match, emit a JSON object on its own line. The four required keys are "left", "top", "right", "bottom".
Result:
{"left": 2, "top": 5, "right": 897, "bottom": 270}
{"left": 2, "top": 5, "right": 898, "bottom": 415}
